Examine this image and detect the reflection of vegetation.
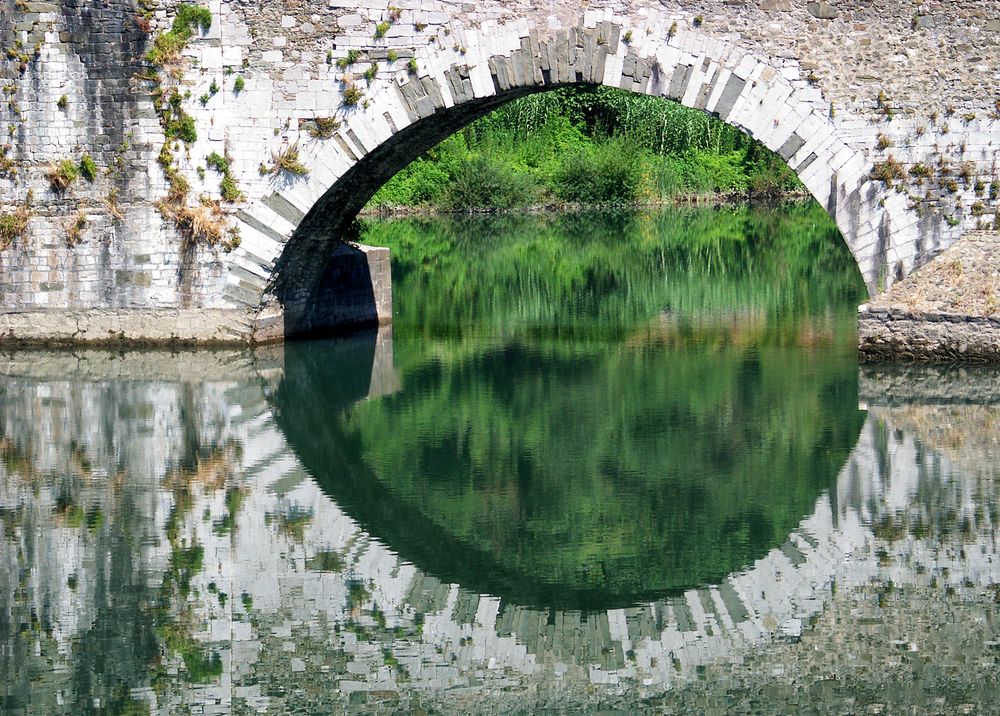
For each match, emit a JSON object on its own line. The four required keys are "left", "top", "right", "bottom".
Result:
{"left": 322, "top": 341, "right": 863, "bottom": 604}
{"left": 362, "top": 203, "right": 866, "bottom": 346}
{"left": 279, "top": 207, "right": 868, "bottom": 607}
{"left": 347, "top": 579, "right": 372, "bottom": 609}
{"left": 155, "top": 440, "right": 239, "bottom": 686}
{"left": 270, "top": 505, "right": 314, "bottom": 542}
{"left": 157, "top": 623, "right": 223, "bottom": 683}
{"left": 212, "top": 486, "right": 244, "bottom": 536}
{"left": 307, "top": 550, "right": 346, "bottom": 572}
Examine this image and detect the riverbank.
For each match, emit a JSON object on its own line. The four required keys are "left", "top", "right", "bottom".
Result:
{"left": 859, "top": 231, "right": 1000, "bottom": 362}
{"left": 359, "top": 191, "right": 814, "bottom": 219}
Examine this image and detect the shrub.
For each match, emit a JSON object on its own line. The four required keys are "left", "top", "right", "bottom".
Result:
{"left": 79, "top": 154, "right": 97, "bottom": 182}
{"left": 46, "top": 159, "right": 79, "bottom": 191}
{"left": 445, "top": 155, "right": 538, "bottom": 210}
{"left": 206, "top": 151, "right": 241, "bottom": 200}
{"left": 374, "top": 21, "right": 390, "bottom": 39}
{"left": 335, "top": 49, "right": 361, "bottom": 70}
{"left": 147, "top": 3, "right": 212, "bottom": 68}
{"left": 869, "top": 156, "right": 906, "bottom": 187}
{"left": 266, "top": 143, "right": 309, "bottom": 176}
{"left": 66, "top": 211, "right": 87, "bottom": 246}
{"left": 342, "top": 84, "right": 364, "bottom": 106}
{"left": 165, "top": 112, "right": 197, "bottom": 143}
{"left": 233, "top": 75, "right": 245, "bottom": 93}
{"left": 306, "top": 116, "right": 341, "bottom": 139}
{"left": 205, "top": 151, "right": 228, "bottom": 173}
{"left": 554, "top": 142, "right": 643, "bottom": 204}
{"left": 56, "top": 94, "right": 68, "bottom": 110}
{"left": 219, "top": 174, "right": 241, "bottom": 201}
{"left": 0, "top": 195, "right": 31, "bottom": 250}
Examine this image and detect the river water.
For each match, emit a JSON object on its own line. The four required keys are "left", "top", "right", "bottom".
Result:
{"left": 3, "top": 205, "right": 1000, "bottom": 713}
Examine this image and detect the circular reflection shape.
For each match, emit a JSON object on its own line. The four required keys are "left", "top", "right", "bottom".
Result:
{"left": 273, "top": 332, "right": 865, "bottom": 611}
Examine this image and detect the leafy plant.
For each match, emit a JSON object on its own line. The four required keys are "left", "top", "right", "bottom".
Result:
{"left": 306, "top": 116, "right": 341, "bottom": 139}
{"left": 870, "top": 157, "right": 906, "bottom": 187}
{"left": 46, "top": 159, "right": 79, "bottom": 191}
{"left": 79, "top": 154, "right": 97, "bottom": 182}
{"left": 146, "top": 3, "right": 212, "bottom": 68}
{"left": 342, "top": 84, "right": 364, "bottom": 106}
{"left": 0, "top": 193, "right": 31, "bottom": 249}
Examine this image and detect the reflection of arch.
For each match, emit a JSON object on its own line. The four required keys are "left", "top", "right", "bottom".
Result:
{"left": 225, "top": 19, "right": 907, "bottom": 340}
{"left": 272, "top": 335, "right": 866, "bottom": 610}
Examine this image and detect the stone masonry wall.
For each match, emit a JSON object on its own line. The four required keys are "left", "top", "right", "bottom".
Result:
{"left": 0, "top": 0, "right": 997, "bottom": 342}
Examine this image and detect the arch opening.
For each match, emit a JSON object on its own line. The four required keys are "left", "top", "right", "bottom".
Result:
{"left": 230, "top": 20, "right": 887, "bottom": 340}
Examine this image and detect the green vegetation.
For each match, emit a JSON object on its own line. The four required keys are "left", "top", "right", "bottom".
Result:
{"left": 336, "top": 48, "right": 361, "bottom": 70}
{"left": 342, "top": 84, "right": 364, "bottom": 106}
{"left": 205, "top": 150, "right": 242, "bottom": 201}
{"left": 146, "top": 3, "right": 212, "bottom": 68}
{"left": 79, "top": 153, "right": 97, "bottom": 182}
{"left": 368, "top": 86, "right": 803, "bottom": 211}
{"left": 265, "top": 143, "right": 309, "bottom": 177}
{"left": 233, "top": 74, "right": 245, "bottom": 93}
{"left": 0, "top": 193, "right": 31, "bottom": 249}
{"left": 278, "top": 206, "right": 866, "bottom": 607}
{"left": 46, "top": 159, "right": 79, "bottom": 191}
{"left": 306, "top": 116, "right": 341, "bottom": 139}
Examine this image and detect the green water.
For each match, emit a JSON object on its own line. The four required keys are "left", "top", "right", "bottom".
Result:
{"left": 7, "top": 205, "right": 1000, "bottom": 713}
{"left": 275, "top": 204, "right": 868, "bottom": 608}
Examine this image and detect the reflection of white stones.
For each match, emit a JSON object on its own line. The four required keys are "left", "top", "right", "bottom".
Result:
{"left": 189, "top": 407, "right": 1000, "bottom": 710}
{"left": 2, "top": 360, "right": 1000, "bottom": 713}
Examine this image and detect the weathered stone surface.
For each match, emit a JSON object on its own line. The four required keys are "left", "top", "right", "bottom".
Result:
{"left": 806, "top": 1, "right": 839, "bottom": 19}
{"left": 859, "top": 231, "right": 1000, "bottom": 362}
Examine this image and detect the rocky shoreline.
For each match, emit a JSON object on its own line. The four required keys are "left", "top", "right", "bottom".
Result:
{"left": 859, "top": 231, "right": 1000, "bottom": 363}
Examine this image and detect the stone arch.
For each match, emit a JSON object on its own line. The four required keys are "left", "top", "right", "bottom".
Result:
{"left": 223, "top": 17, "right": 909, "bottom": 341}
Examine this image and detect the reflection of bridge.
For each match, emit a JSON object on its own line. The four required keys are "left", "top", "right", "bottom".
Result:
{"left": 2, "top": 2, "right": 999, "bottom": 341}
{"left": 1, "top": 338, "right": 1000, "bottom": 712}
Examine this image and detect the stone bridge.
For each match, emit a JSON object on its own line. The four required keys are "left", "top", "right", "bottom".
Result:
{"left": 0, "top": 0, "right": 998, "bottom": 342}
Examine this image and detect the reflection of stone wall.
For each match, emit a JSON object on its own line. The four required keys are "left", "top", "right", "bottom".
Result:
{"left": 1, "top": 348, "right": 1000, "bottom": 713}
{"left": 0, "top": 355, "right": 251, "bottom": 713}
